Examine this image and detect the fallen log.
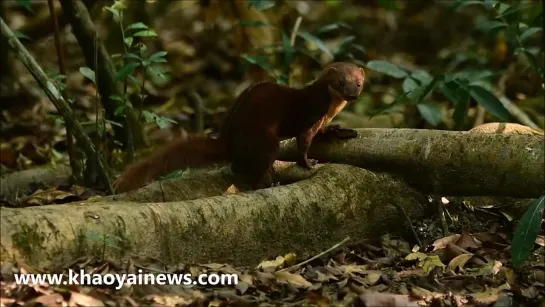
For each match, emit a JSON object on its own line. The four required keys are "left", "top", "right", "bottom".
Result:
{"left": 0, "top": 164, "right": 427, "bottom": 269}
{"left": 279, "top": 128, "right": 544, "bottom": 198}
{"left": 0, "top": 164, "right": 72, "bottom": 203}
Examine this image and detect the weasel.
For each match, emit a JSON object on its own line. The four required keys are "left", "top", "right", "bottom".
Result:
{"left": 113, "top": 62, "right": 365, "bottom": 192}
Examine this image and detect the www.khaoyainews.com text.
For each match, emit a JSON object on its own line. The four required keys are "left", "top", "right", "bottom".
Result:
{"left": 14, "top": 269, "right": 239, "bottom": 290}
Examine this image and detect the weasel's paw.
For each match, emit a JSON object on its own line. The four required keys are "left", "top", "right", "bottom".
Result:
{"left": 297, "top": 158, "right": 318, "bottom": 169}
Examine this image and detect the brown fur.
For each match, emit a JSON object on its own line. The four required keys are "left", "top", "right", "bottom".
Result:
{"left": 113, "top": 62, "right": 365, "bottom": 192}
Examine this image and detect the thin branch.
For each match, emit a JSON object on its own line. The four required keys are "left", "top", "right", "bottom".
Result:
{"left": 47, "top": 0, "right": 81, "bottom": 182}
{"left": 278, "top": 236, "right": 351, "bottom": 272}
{"left": 0, "top": 17, "right": 114, "bottom": 194}
{"left": 290, "top": 16, "right": 302, "bottom": 47}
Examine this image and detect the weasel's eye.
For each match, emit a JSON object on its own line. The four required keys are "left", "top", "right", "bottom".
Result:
{"left": 340, "top": 81, "right": 345, "bottom": 86}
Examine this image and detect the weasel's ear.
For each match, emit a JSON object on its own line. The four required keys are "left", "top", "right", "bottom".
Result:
{"left": 359, "top": 67, "right": 365, "bottom": 76}
{"left": 324, "top": 66, "right": 338, "bottom": 78}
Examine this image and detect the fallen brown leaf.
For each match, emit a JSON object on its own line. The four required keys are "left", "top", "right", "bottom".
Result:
{"left": 68, "top": 292, "right": 104, "bottom": 307}
{"left": 273, "top": 271, "right": 312, "bottom": 289}
{"left": 433, "top": 234, "right": 461, "bottom": 251}
{"left": 454, "top": 230, "right": 479, "bottom": 250}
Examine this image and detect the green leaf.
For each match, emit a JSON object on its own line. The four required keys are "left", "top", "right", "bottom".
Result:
{"left": 247, "top": 0, "right": 275, "bottom": 11}
{"left": 334, "top": 36, "right": 356, "bottom": 56}
{"left": 402, "top": 77, "right": 419, "bottom": 93}
{"left": 511, "top": 196, "right": 545, "bottom": 268}
{"left": 155, "top": 115, "right": 177, "bottom": 129}
{"left": 496, "top": 3, "right": 511, "bottom": 15}
{"left": 124, "top": 37, "right": 134, "bottom": 47}
{"left": 514, "top": 48, "right": 538, "bottom": 69}
{"left": 124, "top": 52, "right": 141, "bottom": 61}
{"left": 240, "top": 54, "right": 276, "bottom": 76}
{"left": 141, "top": 110, "right": 177, "bottom": 129}
{"left": 377, "top": 0, "right": 398, "bottom": 11}
{"left": 146, "top": 65, "right": 171, "bottom": 86}
{"left": 13, "top": 31, "right": 31, "bottom": 41}
{"left": 469, "top": 85, "right": 510, "bottom": 121}
{"left": 441, "top": 80, "right": 470, "bottom": 130}
{"left": 366, "top": 60, "right": 408, "bottom": 79}
{"left": 417, "top": 104, "right": 442, "bottom": 126}
{"left": 103, "top": 7, "right": 119, "bottom": 18}
{"left": 126, "top": 22, "right": 148, "bottom": 31}
{"left": 115, "top": 62, "right": 140, "bottom": 81}
{"left": 350, "top": 44, "right": 366, "bottom": 54}
{"left": 16, "top": 0, "right": 33, "bottom": 13}
{"left": 409, "top": 77, "right": 440, "bottom": 104}
{"left": 411, "top": 70, "right": 433, "bottom": 84}
{"left": 276, "top": 74, "right": 288, "bottom": 85}
{"left": 316, "top": 22, "right": 352, "bottom": 34}
{"left": 448, "top": 70, "right": 495, "bottom": 82}
{"left": 149, "top": 51, "right": 168, "bottom": 63}
{"left": 478, "top": 20, "right": 508, "bottom": 33}
{"left": 234, "top": 20, "right": 270, "bottom": 27}
{"left": 483, "top": 0, "right": 498, "bottom": 9}
{"left": 79, "top": 67, "right": 96, "bottom": 84}
{"left": 133, "top": 30, "right": 158, "bottom": 37}
{"left": 368, "top": 92, "right": 411, "bottom": 118}
{"left": 297, "top": 32, "right": 333, "bottom": 58}
{"left": 114, "top": 104, "right": 126, "bottom": 116}
{"left": 326, "top": 0, "right": 342, "bottom": 7}
{"left": 109, "top": 95, "right": 124, "bottom": 102}
{"left": 449, "top": 0, "right": 485, "bottom": 11}
{"left": 280, "top": 31, "right": 292, "bottom": 81}
{"left": 519, "top": 27, "right": 542, "bottom": 42}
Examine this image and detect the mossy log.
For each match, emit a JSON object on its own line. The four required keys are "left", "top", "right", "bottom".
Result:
{"left": 0, "top": 164, "right": 426, "bottom": 269}
{"left": 0, "top": 165, "right": 72, "bottom": 203}
{"left": 280, "top": 128, "right": 544, "bottom": 198}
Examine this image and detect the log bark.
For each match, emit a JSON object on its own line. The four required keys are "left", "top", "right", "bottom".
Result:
{"left": 0, "top": 165, "right": 72, "bottom": 203}
{"left": 280, "top": 128, "right": 544, "bottom": 198}
{"left": 0, "top": 164, "right": 426, "bottom": 269}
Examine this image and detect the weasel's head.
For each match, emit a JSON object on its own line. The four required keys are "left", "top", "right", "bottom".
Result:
{"left": 322, "top": 62, "right": 365, "bottom": 102}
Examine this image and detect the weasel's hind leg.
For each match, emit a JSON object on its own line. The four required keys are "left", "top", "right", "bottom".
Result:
{"left": 230, "top": 133, "right": 279, "bottom": 190}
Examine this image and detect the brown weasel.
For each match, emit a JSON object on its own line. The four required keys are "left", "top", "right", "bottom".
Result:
{"left": 113, "top": 62, "right": 365, "bottom": 192}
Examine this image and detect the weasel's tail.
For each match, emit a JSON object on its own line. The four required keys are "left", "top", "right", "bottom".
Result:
{"left": 113, "top": 134, "right": 227, "bottom": 193}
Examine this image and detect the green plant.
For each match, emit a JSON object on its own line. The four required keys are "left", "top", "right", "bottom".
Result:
{"left": 366, "top": 0, "right": 542, "bottom": 128}
{"left": 510, "top": 196, "right": 545, "bottom": 268}
{"left": 238, "top": 0, "right": 366, "bottom": 85}
{"left": 450, "top": 0, "right": 543, "bottom": 78}
{"left": 84, "top": 1, "right": 174, "bottom": 131}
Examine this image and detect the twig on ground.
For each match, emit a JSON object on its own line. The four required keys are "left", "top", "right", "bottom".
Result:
{"left": 279, "top": 236, "right": 351, "bottom": 272}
